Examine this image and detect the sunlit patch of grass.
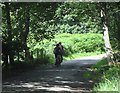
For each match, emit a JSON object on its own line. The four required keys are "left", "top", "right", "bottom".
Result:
{"left": 92, "top": 76, "right": 119, "bottom": 92}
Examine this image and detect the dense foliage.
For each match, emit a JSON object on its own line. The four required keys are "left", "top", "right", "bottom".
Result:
{"left": 1, "top": 2, "right": 120, "bottom": 79}
{"left": 1, "top": 2, "right": 120, "bottom": 92}
{"left": 27, "top": 33, "right": 104, "bottom": 63}
{"left": 2, "top": 2, "right": 103, "bottom": 67}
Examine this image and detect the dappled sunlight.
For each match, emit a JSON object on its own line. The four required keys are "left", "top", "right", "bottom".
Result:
{"left": 36, "top": 86, "right": 71, "bottom": 91}
{"left": 89, "top": 80, "right": 94, "bottom": 83}
{"left": 3, "top": 69, "right": 95, "bottom": 92}
{"left": 55, "top": 76, "right": 63, "bottom": 79}
{"left": 3, "top": 72, "right": 95, "bottom": 92}
{"left": 2, "top": 55, "right": 103, "bottom": 92}
{"left": 55, "top": 80, "right": 85, "bottom": 84}
{"left": 45, "top": 69, "right": 81, "bottom": 72}
{"left": 37, "top": 86, "right": 89, "bottom": 92}
{"left": 2, "top": 0, "right": 118, "bottom": 92}
{"left": 3, "top": 81, "right": 90, "bottom": 92}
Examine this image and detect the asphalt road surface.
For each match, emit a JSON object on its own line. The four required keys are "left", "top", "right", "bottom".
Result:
{"left": 2, "top": 54, "right": 106, "bottom": 93}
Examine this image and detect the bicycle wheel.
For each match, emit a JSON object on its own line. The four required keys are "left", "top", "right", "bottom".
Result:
{"left": 56, "top": 55, "right": 61, "bottom": 67}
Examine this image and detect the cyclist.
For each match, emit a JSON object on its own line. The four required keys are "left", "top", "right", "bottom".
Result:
{"left": 58, "top": 42, "right": 64, "bottom": 63}
{"left": 53, "top": 44, "right": 61, "bottom": 66}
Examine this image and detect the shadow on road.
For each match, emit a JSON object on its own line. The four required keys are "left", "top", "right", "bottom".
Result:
{"left": 2, "top": 55, "right": 105, "bottom": 93}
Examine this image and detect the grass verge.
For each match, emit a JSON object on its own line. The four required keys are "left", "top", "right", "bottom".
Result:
{"left": 91, "top": 58, "right": 120, "bottom": 92}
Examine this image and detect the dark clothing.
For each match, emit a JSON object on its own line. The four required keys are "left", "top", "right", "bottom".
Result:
{"left": 54, "top": 46, "right": 61, "bottom": 56}
{"left": 54, "top": 46, "right": 61, "bottom": 66}
{"left": 59, "top": 44, "right": 64, "bottom": 62}
{"left": 59, "top": 45, "right": 63, "bottom": 54}
{"left": 54, "top": 43, "right": 64, "bottom": 66}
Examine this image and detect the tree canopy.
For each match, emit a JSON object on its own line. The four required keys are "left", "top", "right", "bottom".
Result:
{"left": 1, "top": 2, "right": 120, "bottom": 67}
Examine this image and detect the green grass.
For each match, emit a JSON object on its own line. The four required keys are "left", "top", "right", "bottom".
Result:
{"left": 93, "top": 76, "right": 119, "bottom": 92}
{"left": 91, "top": 58, "right": 120, "bottom": 93}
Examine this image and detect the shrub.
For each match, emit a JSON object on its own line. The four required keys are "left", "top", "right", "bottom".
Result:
{"left": 103, "top": 66, "right": 120, "bottom": 79}
{"left": 28, "top": 33, "right": 105, "bottom": 64}
{"left": 54, "top": 33, "right": 104, "bottom": 55}
{"left": 91, "top": 58, "right": 108, "bottom": 70}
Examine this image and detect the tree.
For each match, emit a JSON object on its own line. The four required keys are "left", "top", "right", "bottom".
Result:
{"left": 54, "top": 2, "right": 101, "bottom": 34}
{"left": 2, "top": 2, "right": 59, "bottom": 67}
{"left": 100, "top": 3, "right": 114, "bottom": 65}
{"left": 2, "top": 3, "right": 14, "bottom": 66}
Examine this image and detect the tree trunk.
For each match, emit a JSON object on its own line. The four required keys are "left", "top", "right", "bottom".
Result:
{"left": 5, "top": 3, "right": 14, "bottom": 65}
{"left": 22, "top": 3, "right": 33, "bottom": 62}
{"left": 116, "top": 5, "right": 120, "bottom": 50}
{"left": 100, "top": 3, "right": 114, "bottom": 65}
{"left": 25, "top": 9, "right": 30, "bottom": 61}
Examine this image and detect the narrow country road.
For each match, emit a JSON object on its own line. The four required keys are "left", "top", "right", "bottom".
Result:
{"left": 2, "top": 54, "right": 106, "bottom": 93}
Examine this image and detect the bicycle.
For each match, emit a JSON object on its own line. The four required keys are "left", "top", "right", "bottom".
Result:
{"left": 55, "top": 55, "right": 62, "bottom": 67}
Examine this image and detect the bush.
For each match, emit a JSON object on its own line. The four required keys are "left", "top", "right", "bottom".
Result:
{"left": 28, "top": 33, "right": 105, "bottom": 64}
{"left": 53, "top": 33, "right": 105, "bottom": 56}
{"left": 91, "top": 58, "right": 108, "bottom": 71}
{"left": 103, "top": 66, "right": 120, "bottom": 79}
{"left": 72, "top": 34, "right": 104, "bottom": 53}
